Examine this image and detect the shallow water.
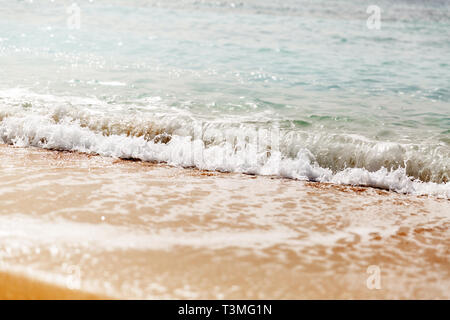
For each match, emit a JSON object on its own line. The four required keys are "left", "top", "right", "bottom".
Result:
{"left": 0, "top": 0, "right": 449, "bottom": 197}
{"left": 0, "top": 145, "right": 448, "bottom": 299}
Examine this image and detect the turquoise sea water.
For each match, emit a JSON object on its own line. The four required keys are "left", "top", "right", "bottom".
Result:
{"left": 0, "top": 0, "right": 449, "bottom": 197}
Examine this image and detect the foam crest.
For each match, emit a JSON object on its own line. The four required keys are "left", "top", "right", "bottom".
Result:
{"left": 0, "top": 110, "right": 448, "bottom": 199}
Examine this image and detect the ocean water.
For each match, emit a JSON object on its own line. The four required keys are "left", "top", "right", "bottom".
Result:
{"left": 0, "top": 0, "right": 449, "bottom": 197}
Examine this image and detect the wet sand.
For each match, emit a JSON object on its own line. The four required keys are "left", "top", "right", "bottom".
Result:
{"left": 0, "top": 271, "right": 106, "bottom": 300}
{"left": 0, "top": 144, "right": 448, "bottom": 299}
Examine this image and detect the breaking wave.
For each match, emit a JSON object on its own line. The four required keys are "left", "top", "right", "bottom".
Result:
{"left": 0, "top": 89, "right": 449, "bottom": 198}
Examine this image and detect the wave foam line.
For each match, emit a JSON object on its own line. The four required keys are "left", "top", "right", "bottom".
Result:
{"left": 0, "top": 114, "right": 448, "bottom": 199}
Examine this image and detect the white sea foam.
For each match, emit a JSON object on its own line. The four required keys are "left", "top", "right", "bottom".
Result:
{"left": 0, "top": 111, "right": 448, "bottom": 199}
{"left": 0, "top": 88, "right": 448, "bottom": 198}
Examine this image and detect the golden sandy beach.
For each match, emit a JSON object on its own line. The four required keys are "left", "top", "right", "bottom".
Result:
{"left": 0, "top": 144, "right": 448, "bottom": 299}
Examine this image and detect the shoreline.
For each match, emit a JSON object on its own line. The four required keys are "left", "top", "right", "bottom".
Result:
{"left": 2, "top": 143, "right": 447, "bottom": 201}
{"left": 0, "top": 143, "right": 449, "bottom": 299}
